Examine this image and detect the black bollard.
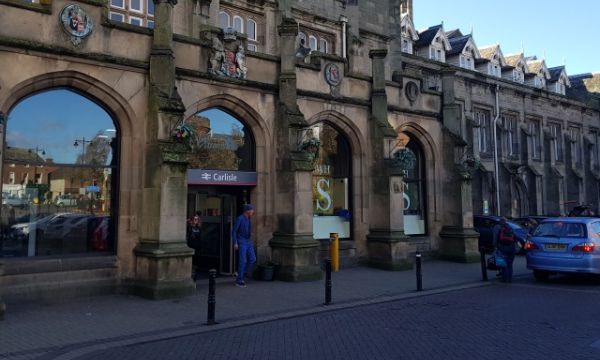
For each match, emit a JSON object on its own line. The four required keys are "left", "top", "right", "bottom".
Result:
{"left": 325, "top": 258, "right": 332, "bottom": 305}
{"left": 479, "top": 246, "right": 488, "bottom": 282}
{"left": 207, "top": 269, "right": 217, "bottom": 325}
{"left": 415, "top": 252, "right": 423, "bottom": 291}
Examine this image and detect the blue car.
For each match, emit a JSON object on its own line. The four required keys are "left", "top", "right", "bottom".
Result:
{"left": 525, "top": 217, "right": 600, "bottom": 281}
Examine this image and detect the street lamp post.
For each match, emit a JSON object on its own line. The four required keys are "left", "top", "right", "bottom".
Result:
{"left": 73, "top": 137, "right": 92, "bottom": 165}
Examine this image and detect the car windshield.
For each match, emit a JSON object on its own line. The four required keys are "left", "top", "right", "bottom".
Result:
{"left": 534, "top": 221, "right": 586, "bottom": 238}
{"left": 507, "top": 221, "right": 522, "bottom": 230}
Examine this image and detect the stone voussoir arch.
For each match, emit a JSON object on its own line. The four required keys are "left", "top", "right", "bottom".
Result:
{"left": 396, "top": 121, "right": 440, "bottom": 219}
{"left": 306, "top": 110, "right": 367, "bottom": 158}
{"left": 184, "top": 94, "right": 272, "bottom": 154}
{"left": 1, "top": 70, "right": 137, "bottom": 138}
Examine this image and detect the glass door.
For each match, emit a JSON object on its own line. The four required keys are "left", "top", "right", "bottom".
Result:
{"left": 190, "top": 191, "right": 236, "bottom": 275}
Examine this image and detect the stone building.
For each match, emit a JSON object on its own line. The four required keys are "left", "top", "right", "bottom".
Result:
{"left": 0, "top": 0, "right": 598, "bottom": 304}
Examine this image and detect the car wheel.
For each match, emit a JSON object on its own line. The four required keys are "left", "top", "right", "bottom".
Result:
{"left": 533, "top": 270, "right": 550, "bottom": 282}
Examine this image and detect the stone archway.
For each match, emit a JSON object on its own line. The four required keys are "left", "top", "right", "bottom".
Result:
{"left": 306, "top": 110, "right": 369, "bottom": 253}
{"left": 0, "top": 70, "right": 142, "bottom": 276}
{"left": 396, "top": 122, "right": 440, "bottom": 234}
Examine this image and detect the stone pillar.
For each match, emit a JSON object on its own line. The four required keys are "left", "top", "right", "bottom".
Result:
{"left": 269, "top": 17, "right": 321, "bottom": 282}
{"left": 130, "top": 0, "right": 195, "bottom": 299}
{"left": 438, "top": 71, "right": 480, "bottom": 263}
{"left": 366, "top": 49, "right": 413, "bottom": 271}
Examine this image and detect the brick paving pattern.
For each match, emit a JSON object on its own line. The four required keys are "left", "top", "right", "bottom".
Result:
{"left": 80, "top": 283, "right": 600, "bottom": 360}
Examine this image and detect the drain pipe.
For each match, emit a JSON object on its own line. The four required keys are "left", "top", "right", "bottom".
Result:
{"left": 493, "top": 84, "right": 501, "bottom": 216}
{"left": 340, "top": 15, "right": 348, "bottom": 59}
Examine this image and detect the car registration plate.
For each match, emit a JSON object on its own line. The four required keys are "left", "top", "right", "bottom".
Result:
{"left": 544, "top": 243, "right": 567, "bottom": 250}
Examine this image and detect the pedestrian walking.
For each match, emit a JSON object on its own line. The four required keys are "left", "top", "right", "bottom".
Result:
{"left": 187, "top": 212, "right": 202, "bottom": 281}
{"left": 232, "top": 204, "right": 256, "bottom": 288}
{"left": 494, "top": 218, "right": 518, "bottom": 283}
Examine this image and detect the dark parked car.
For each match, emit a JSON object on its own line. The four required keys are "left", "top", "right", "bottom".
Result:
{"left": 473, "top": 215, "right": 528, "bottom": 252}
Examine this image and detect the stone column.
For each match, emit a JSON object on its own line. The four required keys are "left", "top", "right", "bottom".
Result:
{"left": 269, "top": 17, "right": 321, "bottom": 281}
{"left": 366, "top": 49, "right": 413, "bottom": 271}
{"left": 438, "top": 71, "right": 479, "bottom": 263}
{"left": 130, "top": 0, "right": 195, "bottom": 299}
{"left": 0, "top": 112, "right": 6, "bottom": 317}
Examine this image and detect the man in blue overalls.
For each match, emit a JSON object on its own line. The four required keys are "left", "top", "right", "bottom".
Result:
{"left": 233, "top": 204, "right": 256, "bottom": 287}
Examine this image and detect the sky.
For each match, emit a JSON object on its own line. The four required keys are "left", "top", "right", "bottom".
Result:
{"left": 7, "top": 90, "right": 116, "bottom": 164}
{"left": 414, "top": 0, "right": 599, "bottom": 75}
{"left": 5, "top": 90, "right": 243, "bottom": 164}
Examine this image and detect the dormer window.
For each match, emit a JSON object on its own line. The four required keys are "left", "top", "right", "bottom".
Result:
{"left": 459, "top": 55, "right": 473, "bottom": 70}
{"left": 402, "top": 38, "right": 413, "bottom": 54}
{"left": 513, "top": 69, "right": 524, "bottom": 83}
{"left": 534, "top": 75, "right": 545, "bottom": 88}
{"left": 488, "top": 63, "right": 500, "bottom": 77}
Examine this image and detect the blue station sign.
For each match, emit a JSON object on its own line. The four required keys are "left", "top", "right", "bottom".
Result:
{"left": 187, "top": 169, "right": 257, "bottom": 186}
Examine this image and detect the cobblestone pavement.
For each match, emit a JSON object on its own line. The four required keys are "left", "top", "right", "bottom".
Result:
{"left": 76, "top": 277, "right": 600, "bottom": 360}
{"left": 0, "top": 258, "right": 529, "bottom": 360}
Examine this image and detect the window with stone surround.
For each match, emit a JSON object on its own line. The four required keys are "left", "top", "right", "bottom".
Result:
{"left": 569, "top": 126, "right": 582, "bottom": 167}
{"left": 109, "top": 0, "right": 154, "bottom": 28}
{"left": 297, "top": 26, "right": 334, "bottom": 55}
{"left": 590, "top": 129, "right": 599, "bottom": 171}
{"left": 475, "top": 109, "right": 492, "bottom": 154}
{"left": 549, "top": 123, "right": 563, "bottom": 162}
{"left": 503, "top": 114, "right": 518, "bottom": 158}
{"left": 219, "top": 8, "right": 262, "bottom": 52}
{"left": 529, "top": 120, "right": 542, "bottom": 160}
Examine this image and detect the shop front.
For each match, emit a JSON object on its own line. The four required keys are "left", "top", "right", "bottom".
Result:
{"left": 185, "top": 109, "right": 255, "bottom": 276}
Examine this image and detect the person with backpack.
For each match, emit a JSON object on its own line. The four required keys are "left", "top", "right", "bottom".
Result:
{"left": 494, "top": 218, "right": 518, "bottom": 283}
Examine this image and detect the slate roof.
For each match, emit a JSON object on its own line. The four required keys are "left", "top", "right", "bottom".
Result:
{"left": 526, "top": 58, "right": 545, "bottom": 75}
{"left": 446, "top": 34, "right": 471, "bottom": 56}
{"left": 445, "top": 29, "right": 463, "bottom": 39}
{"left": 548, "top": 66, "right": 565, "bottom": 82}
{"left": 478, "top": 46, "right": 497, "bottom": 60}
{"left": 414, "top": 24, "right": 442, "bottom": 48}
{"left": 504, "top": 53, "right": 523, "bottom": 67}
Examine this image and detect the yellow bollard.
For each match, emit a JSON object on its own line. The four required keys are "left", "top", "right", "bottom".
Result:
{"left": 329, "top": 232, "right": 339, "bottom": 272}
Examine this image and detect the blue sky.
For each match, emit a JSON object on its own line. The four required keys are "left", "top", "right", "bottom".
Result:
{"left": 414, "top": 0, "right": 599, "bottom": 75}
{"left": 7, "top": 90, "right": 116, "bottom": 164}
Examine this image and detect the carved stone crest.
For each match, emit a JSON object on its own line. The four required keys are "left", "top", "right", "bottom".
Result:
{"left": 208, "top": 30, "right": 248, "bottom": 79}
{"left": 59, "top": 4, "right": 93, "bottom": 46}
{"left": 324, "top": 63, "right": 342, "bottom": 97}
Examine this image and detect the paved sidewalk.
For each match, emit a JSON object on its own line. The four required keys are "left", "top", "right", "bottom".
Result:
{"left": 0, "top": 257, "right": 528, "bottom": 359}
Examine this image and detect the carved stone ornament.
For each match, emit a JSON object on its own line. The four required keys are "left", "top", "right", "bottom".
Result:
{"left": 208, "top": 30, "right": 248, "bottom": 80}
{"left": 324, "top": 63, "right": 342, "bottom": 97}
{"left": 405, "top": 81, "right": 419, "bottom": 105}
{"left": 59, "top": 4, "right": 93, "bottom": 46}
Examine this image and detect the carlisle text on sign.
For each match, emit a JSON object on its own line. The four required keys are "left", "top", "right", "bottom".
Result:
{"left": 187, "top": 169, "right": 258, "bottom": 186}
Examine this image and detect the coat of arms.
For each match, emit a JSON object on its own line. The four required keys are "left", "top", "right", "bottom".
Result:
{"left": 59, "top": 5, "right": 93, "bottom": 46}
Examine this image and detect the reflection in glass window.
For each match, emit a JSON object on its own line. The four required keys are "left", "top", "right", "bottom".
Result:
{"left": 309, "top": 123, "right": 352, "bottom": 240}
{"left": 399, "top": 132, "right": 426, "bottom": 235}
{"left": 1, "top": 89, "right": 118, "bottom": 259}
{"left": 187, "top": 109, "right": 255, "bottom": 172}
{"left": 233, "top": 16, "right": 243, "bottom": 33}
{"left": 219, "top": 12, "right": 230, "bottom": 29}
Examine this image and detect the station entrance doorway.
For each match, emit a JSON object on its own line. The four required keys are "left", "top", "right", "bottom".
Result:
{"left": 187, "top": 186, "right": 251, "bottom": 275}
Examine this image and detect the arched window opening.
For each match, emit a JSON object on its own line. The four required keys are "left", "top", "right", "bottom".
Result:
{"left": 219, "top": 11, "right": 230, "bottom": 29}
{"left": 247, "top": 19, "right": 257, "bottom": 40}
{"left": 309, "top": 122, "right": 352, "bottom": 240}
{"left": 398, "top": 132, "right": 426, "bottom": 235}
{"left": 319, "top": 38, "right": 328, "bottom": 53}
{"left": 1, "top": 89, "right": 119, "bottom": 258}
{"left": 233, "top": 15, "right": 243, "bottom": 33}
{"left": 188, "top": 108, "right": 255, "bottom": 172}
{"left": 308, "top": 35, "right": 318, "bottom": 51}
{"left": 298, "top": 32, "right": 307, "bottom": 46}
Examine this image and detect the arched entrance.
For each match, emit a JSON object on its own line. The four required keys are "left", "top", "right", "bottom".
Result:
{"left": 397, "top": 132, "right": 426, "bottom": 235}
{"left": 307, "top": 122, "right": 353, "bottom": 242}
{"left": 185, "top": 108, "right": 256, "bottom": 275}
{"left": 1, "top": 89, "right": 119, "bottom": 258}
